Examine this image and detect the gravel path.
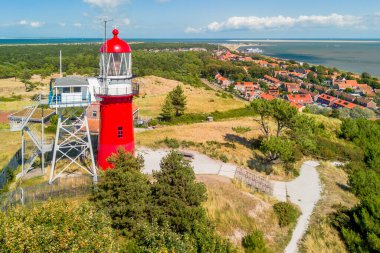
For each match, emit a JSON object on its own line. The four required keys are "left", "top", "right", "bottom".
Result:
{"left": 273, "top": 161, "right": 321, "bottom": 253}
{"left": 138, "top": 148, "right": 321, "bottom": 253}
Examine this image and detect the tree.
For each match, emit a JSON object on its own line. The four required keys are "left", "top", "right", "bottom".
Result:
{"left": 91, "top": 148, "right": 151, "bottom": 234}
{"left": 170, "top": 85, "right": 187, "bottom": 116}
{"left": 260, "top": 136, "right": 295, "bottom": 163}
{"left": 160, "top": 94, "right": 175, "bottom": 121}
{"left": 0, "top": 200, "right": 116, "bottom": 252}
{"left": 271, "top": 99, "right": 297, "bottom": 137}
{"left": 250, "top": 99, "right": 273, "bottom": 138}
{"left": 151, "top": 151, "right": 234, "bottom": 252}
{"left": 151, "top": 151, "right": 208, "bottom": 233}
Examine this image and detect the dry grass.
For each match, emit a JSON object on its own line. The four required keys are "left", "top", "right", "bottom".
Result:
{"left": 198, "top": 175, "right": 294, "bottom": 252}
{"left": 299, "top": 162, "right": 358, "bottom": 253}
{"left": 136, "top": 117, "right": 262, "bottom": 166}
{"left": 0, "top": 78, "right": 50, "bottom": 113}
{"left": 134, "top": 76, "right": 246, "bottom": 117}
{"left": 0, "top": 124, "right": 22, "bottom": 170}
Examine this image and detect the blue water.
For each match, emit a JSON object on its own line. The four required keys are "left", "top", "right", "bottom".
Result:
{"left": 1, "top": 38, "right": 380, "bottom": 76}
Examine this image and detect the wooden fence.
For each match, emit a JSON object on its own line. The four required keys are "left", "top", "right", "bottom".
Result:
{"left": 1, "top": 176, "right": 95, "bottom": 211}
{"left": 234, "top": 167, "right": 273, "bottom": 195}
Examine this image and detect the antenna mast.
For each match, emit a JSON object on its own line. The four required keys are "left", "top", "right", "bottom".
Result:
{"left": 59, "top": 50, "right": 62, "bottom": 77}
{"left": 102, "top": 19, "right": 112, "bottom": 87}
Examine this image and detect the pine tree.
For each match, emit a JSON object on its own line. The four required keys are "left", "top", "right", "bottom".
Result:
{"left": 91, "top": 148, "right": 151, "bottom": 235}
{"left": 170, "top": 85, "right": 187, "bottom": 116}
{"left": 160, "top": 95, "right": 175, "bottom": 121}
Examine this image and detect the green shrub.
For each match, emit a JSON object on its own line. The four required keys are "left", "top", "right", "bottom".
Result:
{"left": 0, "top": 200, "right": 116, "bottom": 252}
{"left": 162, "top": 137, "right": 180, "bottom": 149}
{"left": 149, "top": 118, "right": 158, "bottom": 127}
{"left": 273, "top": 202, "right": 300, "bottom": 227}
{"left": 242, "top": 229, "right": 268, "bottom": 253}
{"left": 219, "top": 154, "right": 228, "bottom": 163}
{"left": 232, "top": 126, "right": 251, "bottom": 134}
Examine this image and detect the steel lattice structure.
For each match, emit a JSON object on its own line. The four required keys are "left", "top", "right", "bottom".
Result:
{"left": 49, "top": 106, "right": 97, "bottom": 184}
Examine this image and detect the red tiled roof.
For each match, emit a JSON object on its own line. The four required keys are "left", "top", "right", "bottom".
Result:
{"left": 264, "top": 75, "right": 280, "bottom": 83}
{"left": 319, "top": 94, "right": 336, "bottom": 102}
{"left": 286, "top": 94, "right": 313, "bottom": 104}
{"left": 333, "top": 99, "right": 357, "bottom": 109}
{"left": 260, "top": 93, "right": 276, "bottom": 101}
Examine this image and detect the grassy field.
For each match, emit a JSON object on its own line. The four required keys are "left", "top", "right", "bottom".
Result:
{"left": 134, "top": 76, "right": 247, "bottom": 118}
{"left": 136, "top": 117, "right": 264, "bottom": 167}
{"left": 299, "top": 162, "right": 358, "bottom": 253}
{"left": 0, "top": 124, "right": 21, "bottom": 170}
{"left": 198, "top": 175, "right": 295, "bottom": 252}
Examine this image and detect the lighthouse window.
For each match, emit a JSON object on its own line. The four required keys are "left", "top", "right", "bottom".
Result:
{"left": 117, "top": 127, "right": 123, "bottom": 138}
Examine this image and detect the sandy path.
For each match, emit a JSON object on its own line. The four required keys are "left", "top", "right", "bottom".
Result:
{"left": 138, "top": 147, "right": 321, "bottom": 253}
{"left": 272, "top": 161, "right": 321, "bottom": 253}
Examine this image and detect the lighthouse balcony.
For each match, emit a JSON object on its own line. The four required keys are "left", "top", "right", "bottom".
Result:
{"left": 93, "top": 82, "right": 139, "bottom": 97}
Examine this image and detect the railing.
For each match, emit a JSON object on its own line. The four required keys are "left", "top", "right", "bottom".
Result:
{"left": 234, "top": 167, "right": 274, "bottom": 195}
{"left": 93, "top": 82, "right": 139, "bottom": 97}
{"left": 25, "top": 127, "right": 54, "bottom": 152}
{"left": 48, "top": 92, "right": 91, "bottom": 108}
{"left": 8, "top": 94, "right": 41, "bottom": 131}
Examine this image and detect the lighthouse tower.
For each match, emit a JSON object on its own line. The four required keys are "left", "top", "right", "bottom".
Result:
{"left": 95, "top": 28, "right": 138, "bottom": 169}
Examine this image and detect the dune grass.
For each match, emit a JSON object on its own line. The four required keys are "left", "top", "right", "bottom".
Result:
{"left": 198, "top": 175, "right": 295, "bottom": 252}
{"left": 134, "top": 76, "right": 246, "bottom": 118}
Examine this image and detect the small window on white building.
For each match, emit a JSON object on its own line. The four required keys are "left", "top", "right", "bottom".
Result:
{"left": 62, "top": 87, "right": 70, "bottom": 93}
{"left": 117, "top": 127, "right": 123, "bottom": 138}
{"left": 73, "top": 87, "right": 81, "bottom": 93}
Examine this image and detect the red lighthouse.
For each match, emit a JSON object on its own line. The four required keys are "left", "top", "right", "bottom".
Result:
{"left": 95, "top": 29, "right": 138, "bottom": 169}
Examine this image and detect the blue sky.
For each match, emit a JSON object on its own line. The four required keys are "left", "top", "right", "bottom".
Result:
{"left": 1, "top": 0, "right": 380, "bottom": 38}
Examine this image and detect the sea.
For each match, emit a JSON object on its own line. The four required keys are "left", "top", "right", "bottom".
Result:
{"left": 1, "top": 38, "right": 380, "bottom": 77}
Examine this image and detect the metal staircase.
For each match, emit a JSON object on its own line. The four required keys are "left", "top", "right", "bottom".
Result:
{"left": 9, "top": 94, "right": 41, "bottom": 132}
{"left": 25, "top": 126, "right": 53, "bottom": 153}
{"left": 7, "top": 94, "right": 54, "bottom": 177}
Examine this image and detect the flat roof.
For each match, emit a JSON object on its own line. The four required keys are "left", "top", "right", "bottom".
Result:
{"left": 53, "top": 76, "right": 89, "bottom": 87}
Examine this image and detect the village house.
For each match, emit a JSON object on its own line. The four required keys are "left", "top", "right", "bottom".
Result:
{"left": 317, "top": 94, "right": 336, "bottom": 107}
{"left": 332, "top": 99, "right": 357, "bottom": 110}
{"left": 263, "top": 75, "right": 281, "bottom": 86}
{"left": 298, "top": 88, "right": 319, "bottom": 101}
{"left": 314, "top": 85, "right": 329, "bottom": 94}
{"left": 254, "top": 60, "right": 269, "bottom": 67}
{"left": 356, "top": 97, "right": 377, "bottom": 109}
{"left": 259, "top": 93, "right": 276, "bottom": 101}
{"left": 285, "top": 94, "right": 313, "bottom": 105}
{"left": 357, "top": 83, "right": 376, "bottom": 97}
{"left": 274, "top": 70, "right": 288, "bottom": 77}
{"left": 283, "top": 82, "right": 300, "bottom": 93}
{"left": 268, "top": 86, "right": 280, "bottom": 96}
{"left": 215, "top": 73, "right": 231, "bottom": 89}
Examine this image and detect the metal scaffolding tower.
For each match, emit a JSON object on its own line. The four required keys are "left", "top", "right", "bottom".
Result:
{"left": 49, "top": 106, "right": 97, "bottom": 184}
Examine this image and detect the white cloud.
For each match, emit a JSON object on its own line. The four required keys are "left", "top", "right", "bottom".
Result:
{"left": 83, "top": 0, "right": 130, "bottom": 9}
{"left": 156, "top": 0, "right": 171, "bottom": 3}
{"left": 59, "top": 23, "right": 66, "bottom": 27}
{"left": 18, "top": 20, "right": 44, "bottom": 28}
{"left": 122, "top": 18, "right": 131, "bottom": 26}
{"left": 74, "top": 23, "right": 83, "bottom": 27}
{"left": 186, "top": 13, "right": 364, "bottom": 33}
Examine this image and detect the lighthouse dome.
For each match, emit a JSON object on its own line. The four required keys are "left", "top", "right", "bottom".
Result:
{"left": 100, "top": 29, "right": 131, "bottom": 53}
